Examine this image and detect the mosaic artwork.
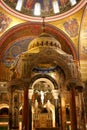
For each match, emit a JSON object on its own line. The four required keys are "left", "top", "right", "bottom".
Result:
{"left": 3, "top": 0, "right": 81, "bottom": 17}
{"left": 2, "top": 38, "right": 33, "bottom": 67}
{"left": 0, "top": 12, "right": 11, "bottom": 33}
{"left": 63, "top": 18, "right": 79, "bottom": 37}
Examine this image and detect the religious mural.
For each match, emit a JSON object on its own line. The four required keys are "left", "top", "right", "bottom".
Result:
{"left": 2, "top": 38, "right": 33, "bottom": 67}
{"left": 63, "top": 18, "right": 79, "bottom": 37}
{"left": 0, "top": 12, "right": 11, "bottom": 33}
{"left": 3, "top": 0, "right": 81, "bottom": 17}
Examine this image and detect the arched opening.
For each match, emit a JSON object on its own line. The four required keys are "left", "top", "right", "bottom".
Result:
{"left": 1, "top": 22, "right": 82, "bottom": 130}
{"left": 0, "top": 108, "right": 9, "bottom": 115}
{"left": 31, "top": 77, "right": 56, "bottom": 129}
{"left": 0, "top": 105, "right": 9, "bottom": 129}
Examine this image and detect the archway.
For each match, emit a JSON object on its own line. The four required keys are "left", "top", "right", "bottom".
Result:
{"left": 6, "top": 22, "right": 80, "bottom": 130}
{"left": 31, "top": 78, "right": 55, "bottom": 129}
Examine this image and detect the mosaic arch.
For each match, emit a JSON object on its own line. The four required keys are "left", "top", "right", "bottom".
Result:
{"left": 0, "top": 22, "right": 77, "bottom": 67}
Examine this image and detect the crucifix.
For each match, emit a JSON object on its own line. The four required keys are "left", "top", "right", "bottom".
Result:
{"left": 35, "top": 90, "right": 48, "bottom": 104}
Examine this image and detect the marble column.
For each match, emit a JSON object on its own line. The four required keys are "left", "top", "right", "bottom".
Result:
{"left": 52, "top": 90, "right": 60, "bottom": 128}
{"left": 75, "top": 84, "right": 86, "bottom": 130}
{"left": 8, "top": 86, "right": 19, "bottom": 130}
{"left": 68, "top": 82, "right": 77, "bottom": 130}
{"left": 60, "top": 93, "right": 66, "bottom": 130}
{"left": 28, "top": 89, "right": 33, "bottom": 130}
{"left": 22, "top": 86, "right": 28, "bottom": 130}
{"left": 8, "top": 86, "right": 13, "bottom": 130}
{"left": 12, "top": 91, "right": 19, "bottom": 129}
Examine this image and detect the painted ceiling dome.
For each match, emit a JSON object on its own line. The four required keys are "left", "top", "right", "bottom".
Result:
{"left": 28, "top": 33, "right": 61, "bottom": 50}
{"left": 1, "top": 0, "right": 86, "bottom": 22}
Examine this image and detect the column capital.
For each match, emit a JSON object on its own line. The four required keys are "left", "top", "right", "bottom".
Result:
{"left": 28, "top": 89, "right": 33, "bottom": 99}
{"left": 7, "top": 79, "right": 24, "bottom": 91}
{"left": 52, "top": 89, "right": 59, "bottom": 99}
{"left": 7, "top": 84, "right": 16, "bottom": 92}
{"left": 67, "top": 78, "right": 80, "bottom": 90}
{"left": 75, "top": 81, "right": 85, "bottom": 92}
{"left": 67, "top": 82, "right": 76, "bottom": 91}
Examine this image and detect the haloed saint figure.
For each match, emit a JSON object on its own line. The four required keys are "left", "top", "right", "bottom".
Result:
{"left": 5, "top": 0, "right": 80, "bottom": 16}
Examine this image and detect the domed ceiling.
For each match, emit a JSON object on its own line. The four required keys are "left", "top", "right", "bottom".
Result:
{"left": 1, "top": 0, "right": 86, "bottom": 21}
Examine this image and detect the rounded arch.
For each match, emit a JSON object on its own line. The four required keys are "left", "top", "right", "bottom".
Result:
{"left": 25, "top": 48, "right": 73, "bottom": 81}
{"left": 29, "top": 74, "right": 58, "bottom": 89}
{"left": 0, "top": 108, "right": 9, "bottom": 115}
{"left": 0, "top": 22, "right": 77, "bottom": 61}
{"left": 0, "top": 103, "right": 9, "bottom": 115}
{"left": 0, "top": 103, "right": 9, "bottom": 110}
{"left": 32, "top": 78, "right": 54, "bottom": 90}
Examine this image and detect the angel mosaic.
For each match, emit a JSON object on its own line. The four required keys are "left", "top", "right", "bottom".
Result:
{"left": 0, "top": 12, "right": 11, "bottom": 33}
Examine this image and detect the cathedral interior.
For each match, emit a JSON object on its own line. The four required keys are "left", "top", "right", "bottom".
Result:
{"left": 0, "top": 0, "right": 87, "bottom": 130}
